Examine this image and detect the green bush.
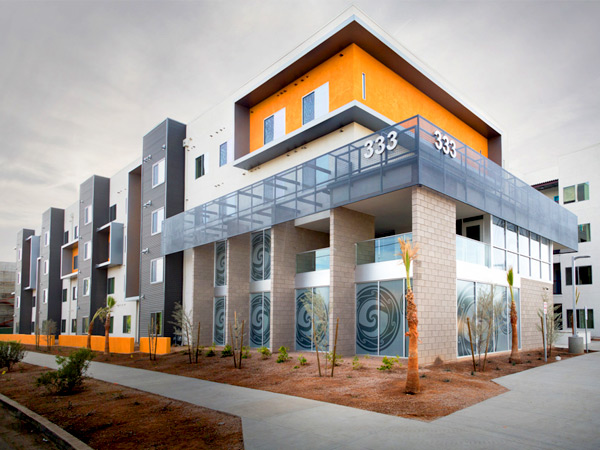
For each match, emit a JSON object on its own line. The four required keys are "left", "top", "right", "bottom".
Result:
{"left": 352, "top": 355, "right": 362, "bottom": 370}
{"left": 206, "top": 344, "right": 216, "bottom": 357}
{"left": 377, "top": 355, "right": 401, "bottom": 371}
{"left": 326, "top": 351, "right": 343, "bottom": 366}
{"left": 0, "top": 341, "right": 26, "bottom": 371}
{"left": 241, "top": 346, "right": 251, "bottom": 359}
{"left": 257, "top": 346, "right": 271, "bottom": 360}
{"left": 297, "top": 354, "right": 307, "bottom": 366}
{"left": 276, "top": 346, "right": 291, "bottom": 363}
{"left": 36, "top": 348, "right": 94, "bottom": 394}
{"left": 221, "top": 344, "right": 233, "bottom": 357}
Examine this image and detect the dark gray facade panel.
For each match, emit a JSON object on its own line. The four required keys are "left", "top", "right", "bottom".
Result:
{"left": 234, "top": 103, "right": 250, "bottom": 160}
{"left": 164, "top": 115, "right": 577, "bottom": 255}
{"left": 165, "top": 120, "right": 186, "bottom": 219}
{"left": 47, "top": 208, "right": 64, "bottom": 331}
{"left": 126, "top": 168, "right": 141, "bottom": 298}
{"left": 90, "top": 176, "right": 110, "bottom": 335}
{"left": 77, "top": 177, "right": 94, "bottom": 330}
{"left": 163, "top": 252, "right": 183, "bottom": 337}
{"left": 15, "top": 229, "right": 34, "bottom": 333}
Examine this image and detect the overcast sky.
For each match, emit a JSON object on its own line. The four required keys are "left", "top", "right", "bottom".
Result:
{"left": 1, "top": 0, "right": 599, "bottom": 262}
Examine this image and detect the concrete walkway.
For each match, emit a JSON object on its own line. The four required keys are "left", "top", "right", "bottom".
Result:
{"left": 24, "top": 352, "right": 600, "bottom": 450}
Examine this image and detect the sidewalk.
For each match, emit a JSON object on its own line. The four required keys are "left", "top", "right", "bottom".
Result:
{"left": 24, "top": 351, "right": 600, "bottom": 450}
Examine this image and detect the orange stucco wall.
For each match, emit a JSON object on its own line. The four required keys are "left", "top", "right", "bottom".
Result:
{"left": 72, "top": 245, "right": 78, "bottom": 272}
{"left": 0, "top": 334, "right": 55, "bottom": 346}
{"left": 58, "top": 335, "right": 135, "bottom": 353}
{"left": 139, "top": 337, "right": 171, "bottom": 355}
{"left": 248, "top": 43, "right": 488, "bottom": 157}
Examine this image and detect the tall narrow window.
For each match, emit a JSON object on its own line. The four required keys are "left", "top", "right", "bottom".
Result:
{"left": 150, "top": 312, "right": 162, "bottom": 336}
{"left": 72, "top": 319, "right": 77, "bottom": 333}
{"left": 301, "top": 83, "right": 329, "bottom": 126}
{"left": 63, "top": 230, "right": 69, "bottom": 244}
{"left": 577, "top": 182, "right": 589, "bottom": 201}
{"left": 151, "top": 208, "right": 165, "bottom": 235}
{"left": 84, "top": 206, "right": 92, "bottom": 225}
{"left": 109, "top": 204, "right": 117, "bottom": 222}
{"left": 43, "top": 289, "right": 48, "bottom": 304}
{"left": 43, "top": 259, "right": 48, "bottom": 275}
{"left": 74, "top": 225, "right": 79, "bottom": 238}
{"left": 83, "top": 278, "right": 90, "bottom": 296}
{"left": 553, "top": 263, "right": 562, "bottom": 294}
{"left": 302, "top": 92, "right": 315, "bottom": 125}
{"left": 150, "top": 257, "right": 164, "bottom": 283}
{"left": 219, "top": 142, "right": 227, "bottom": 167}
{"left": 44, "top": 231, "right": 50, "bottom": 247}
{"left": 251, "top": 229, "right": 271, "bottom": 281}
{"left": 72, "top": 286, "right": 77, "bottom": 300}
{"left": 579, "top": 223, "right": 591, "bottom": 243}
{"left": 62, "top": 288, "right": 68, "bottom": 302}
{"left": 61, "top": 320, "right": 66, "bottom": 333}
{"left": 107, "top": 277, "right": 115, "bottom": 295}
{"left": 263, "top": 108, "right": 286, "bottom": 145}
{"left": 83, "top": 241, "right": 91, "bottom": 260}
{"left": 123, "top": 315, "right": 131, "bottom": 333}
{"left": 214, "top": 240, "right": 227, "bottom": 286}
{"left": 362, "top": 72, "right": 366, "bottom": 99}
{"left": 152, "top": 159, "right": 166, "bottom": 187}
{"left": 195, "top": 155, "right": 205, "bottom": 179}
{"left": 264, "top": 115, "right": 274, "bottom": 144}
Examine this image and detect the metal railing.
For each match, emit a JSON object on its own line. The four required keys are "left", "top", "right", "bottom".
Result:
{"left": 356, "top": 233, "right": 412, "bottom": 265}
{"left": 456, "top": 235, "right": 490, "bottom": 267}
{"left": 296, "top": 248, "right": 330, "bottom": 273}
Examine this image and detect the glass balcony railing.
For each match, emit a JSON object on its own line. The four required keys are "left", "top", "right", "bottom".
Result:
{"left": 356, "top": 233, "right": 412, "bottom": 265}
{"left": 456, "top": 235, "right": 490, "bottom": 267}
{"left": 296, "top": 248, "right": 330, "bottom": 273}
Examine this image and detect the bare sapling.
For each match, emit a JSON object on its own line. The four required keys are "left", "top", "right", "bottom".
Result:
{"left": 331, "top": 318, "right": 339, "bottom": 377}
{"left": 467, "top": 317, "right": 476, "bottom": 372}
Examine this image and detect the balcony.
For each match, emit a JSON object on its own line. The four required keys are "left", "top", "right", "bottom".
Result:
{"left": 60, "top": 238, "right": 79, "bottom": 279}
{"left": 356, "top": 233, "right": 412, "bottom": 265}
{"left": 296, "top": 248, "right": 330, "bottom": 273}
{"left": 456, "top": 235, "right": 490, "bottom": 268}
{"left": 95, "top": 222, "right": 124, "bottom": 268}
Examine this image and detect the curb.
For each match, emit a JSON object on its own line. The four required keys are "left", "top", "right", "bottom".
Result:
{"left": 0, "top": 392, "right": 93, "bottom": 450}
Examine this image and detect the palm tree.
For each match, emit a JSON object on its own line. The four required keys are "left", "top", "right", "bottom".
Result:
{"left": 86, "top": 296, "right": 116, "bottom": 355}
{"left": 507, "top": 268, "right": 521, "bottom": 364}
{"left": 399, "top": 237, "right": 419, "bottom": 394}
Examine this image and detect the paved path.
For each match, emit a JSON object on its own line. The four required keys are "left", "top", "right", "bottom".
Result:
{"left": 24, "top": 352, "right": 600, "bottom": 449}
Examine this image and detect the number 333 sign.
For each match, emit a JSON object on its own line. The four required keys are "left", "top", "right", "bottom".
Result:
{"left": 363, "top": 129, "right": 457, "bottom": 159}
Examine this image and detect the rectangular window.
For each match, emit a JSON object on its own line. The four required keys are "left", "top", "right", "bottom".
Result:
{"left": 62, "top": 288, "right": 68, "bottom": 302}
{"left": 553, "top": 263, "right": 562, "bottom": 294}
{"left": 151, "top": 208, "right": 165, "bottom": 235}
{"left": 64, "top": 230, "right": 69, "bottom": 244}
{"left": 108, "top": 316, "right": 114, "bottom": 334}
{"left": 214, "top": 240, "right": 227, "bottom": 286}
{"left": 44, "top": 231, "right": 49, "bottom": 247}
{"left": 123, "top": 315, "right": 131, "bottom": 334}
{"left": 195, "top": 155, "right": 205, "bottom": 179}
{"left": 362, "top": 72, "right": 366, "bottom": 100}
{"left": 32, "top": 296, "right": 36, "bottom": 307}
{"left": 553, "top": 195, "right": 559, "bottom": 203}
{"left": 44, "top": 259, "right": 49, "bottom": 275}
{"left": 566, "top": 266, "right": 593, "bottom": 285}
{"left": 150, "top": 312, "right": 162, "bottom": 336}
{"left": 579, "top": 224, "right": 591, "bottom": 243}
{"left": 61, "top": 319, "right": 66, "bottom": 333}
{"left": 16, "top": 296, "right": 20, "bottom": 308}
{"left": 83, "top": 241, "right": 91, "bottom": 260}
{"left": 577, "top": 182, "right": 589, "bottom": 201}
{"left": 109, "top": 204, "right": 117, "bottom": 222}
{"left": 72, "top": 286, "right": 78, "bottom": 301}
{"left": 84, "top": 205, "right": 92, "bottom": 225}
{"left": 150, "top": 258, "right": 164, "bottom": 283}
{"left": 17, "top": 272, "right": 21, "bottom": 284}
{"left": 18, "top": 248, "right": 22, "bottom": 261}
{"left": 71, "top": 319, "right": 77, "bottom": 333}
{"left": 73, "top": 255, "right": 78, "bottom": 270}
{"left": 83, "top": 278, "right": 90, "bottom": 296}
{"left": 74, "top": 225, "right": 79, "bottom": 238}
{"left": 250, "top": 229, "right": 271, "bottom": 281}
{"left": 43, "top": 289, "right": 48, "bottom": 304}
{"left": 83, "top": 317, "right": 89, "bottom": 333}
{"left": 302, "top": 83, "right": 329, "bottom": 126}
{"left": 302, "top": 92, "right": 315, "bottom": 125}
{"left": 152, "top": 159, "right": 166, "bottom": 187}
{"left": 219, "top": 142, "right": 227, "bottom": 167}
{"left": 263, "top": 108, "right": 286, "bottom": 145}
{"left": 563, "top": 185, "right": 575, "bottom": 204}
{"left": 264, "top": 115, "right": 274, "bottom": 144}
{"left": 107, "top": 277, "right": 115, "bottom": 295}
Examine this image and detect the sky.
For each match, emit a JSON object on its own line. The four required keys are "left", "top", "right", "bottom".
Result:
{"left": 1, "top": 0, "right": 599, "bottom": 262}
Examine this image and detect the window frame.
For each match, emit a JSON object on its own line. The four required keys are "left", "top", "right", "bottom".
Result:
{"left": 107, "top": 277, "right": 115, "bottom": 295}
{"left": 578, "top": 223, "right": 591, "bottom": 243}
{"left": 150, "top": 257, "right": 164, "bottom": 284}
{"left": 83, "top": 241, "right": 91, "bottom": 261}
{"left": 44, "top": 231, "right": 50, "bottom": 247}
{"left": 43, "top": 289, "right": 48, "bottom": 304}
{"left": 152, "top": 158, "right": 166, "bottom": 188}
{"left": 219, "top": 142, "right": 228, "bottom": 167}
{"left": 83, "top": 278, "right": 90, "bottom": 296}
{"left": 195, "top": 154, "right": 205, "bottom": 179}
{"left": 302, "top": 91, "right": 315, "bottom": 125}
{"left": 84, "top": 205, "right": 92, "bottom": 225}
{"left": 151, "top": 207, "right": 165, "bottom": 235}
{"left": 123, "top": 315, "right": 132, "bottom": 334}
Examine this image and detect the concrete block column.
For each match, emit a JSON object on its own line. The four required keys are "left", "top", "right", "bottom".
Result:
{"left": 226, "top": 234, "right": 250, "bottom": 344}
{"left": 271, "top": 221, "right": 329, "bottom": 350}
{"left": 520, "top": 278, "right": 552, "bottom": 351}
{"left": 192, "top": 244, "right": 214, "bottom": 346}
{"left": 412, "top": 186, "right": 456, "bottom": 364}
{"left": 329, "top": 207, "right": 374, "bottom": 355}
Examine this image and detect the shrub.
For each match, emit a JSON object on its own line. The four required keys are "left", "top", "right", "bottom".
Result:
{"left": 297, "top": 354, "right": 307, "bottom": 366}
{"left": 241, "top": 346, "right": 251, "bottom": 359}
{"left": 221, "top": 344, "right": 233, "bottom": 357}
{"left": 206, "top": 344, "right": 216, "bottom": 357}
{"left": 36, "top": 348, "right": 94, "bottom": 394}
{"left": 377, "top": 355, "right": 401, "bottom": 371}
{"left": 352, "top": 355, "right": 362, "bottom": 370}
{"left": 0, "top": 341, "right": 26, "bottom": 371}
{"left": 276, "top": 346, "right": 291, "bottom": 363}
{"left": 325, "top": 351, "right": 343, "bottom": 367}
{"left": 257, "top": 346, "right": 271, "bottom": 360}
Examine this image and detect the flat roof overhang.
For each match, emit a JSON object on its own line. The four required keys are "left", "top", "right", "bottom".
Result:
{"left": 235, "top": 16, "right": 502, "bottom": 141}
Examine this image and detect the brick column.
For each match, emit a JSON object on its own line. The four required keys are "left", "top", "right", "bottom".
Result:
{"left": 192, "top": 244, "right": 214, "bottom": 346}
{"left": 520, "top": 278, "right": 552, "bottom": 351}
{"left": 412, "top": 186, "right": 456, "bottom": 364}
{"left": 271, "top": 221, "right": 329, "bottom": 350}
{"left": 330, "top": 207, "right": 374, "bottom": 355}
{"left": 226, "top": 234, "right": 250, "bottom": 344}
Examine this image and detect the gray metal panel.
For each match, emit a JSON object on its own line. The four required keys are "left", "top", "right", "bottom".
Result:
{"left": 126, "top": 167, "right": 141, "bottom": 298}
{"left": 47, "top": 207, "right": 65, "bottom": 331}
{"left": 15, "top": 229, "right": 34, "bottom": 333}
{"left": 108, "top": 222, "right": 124, "bottom": 266}
{"left": 26, "top": 236, "right": 40, "bottom": 289}
{"left": 77, "top": 176, "right": 94, "bottom": 330}
{"left": 164, "top": 115, "right": 577, "bottom": 255}
{"left": 38, "top": 209, "right": 51, "bottom": 325}
{"left": 234, "top": 103, "right": 250, "bottom": 160}
{"left": 165, "top": 119, "right": 186, "bottom": 219}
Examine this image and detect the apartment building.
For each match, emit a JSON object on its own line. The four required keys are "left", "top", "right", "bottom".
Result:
{"left": 532, "top": 143, "right": 598, "bottom": 338}
{"left": 14, "top": 11, "right": 577, "bottom": 363}
{"left": 0, "top": 261, "right": 16, "bottom": 334}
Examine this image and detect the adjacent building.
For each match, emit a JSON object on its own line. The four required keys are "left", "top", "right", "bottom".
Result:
{"left": 0, "top": 261, "right": 16, "bottom": 334}
{"left": 13, "top": 10, "right": 578, "bottom": 363}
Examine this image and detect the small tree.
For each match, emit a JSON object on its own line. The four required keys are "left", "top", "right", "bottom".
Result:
{"left": 42, "top": 319, "right": 57, "bottom": 351}
{"left": 0, "top": 341, "right": 26, "bottom": 371}
{"left": 507, "top": 267, "right": 521, "bottom": 364}
{"left": 399, "top": 237, "right": 420, "bottom": 394}
{"left": 102, "top": 297, "right": 116, "bottom": 355}
{"left": 299, "top": 290, "right": 329, "bottom": 377}
{"left": 474, "top": 285, "right": 495, "bottom": 371}
{"left": 36, "top": 348, "right": 94, "bottom": 394}
{"left": 537, "top": 295, "right": 562, "bottom": 358}
{"left": 169, "top": 303, "right": 194, "bottom": 363}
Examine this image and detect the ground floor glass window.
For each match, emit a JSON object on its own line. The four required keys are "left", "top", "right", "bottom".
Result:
{"left": 250, "top": 292, "right": 270, "bottom": 348}
{"left": 213, "top": 297, "right": 226, "bottom": 345}
{"left": 295, "top": 287, "right": 329, "bottom": 351}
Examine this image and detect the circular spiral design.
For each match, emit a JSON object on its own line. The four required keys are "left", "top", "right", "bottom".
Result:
{"left": 251, "top": 233, "right": 265, "bottom": 281}
{"left": 215, "top": 241, "right": 226, "bottom": 286}
{"left": 214, "top": 297, "right": 225, "bottom": 345}
{"left": 356, "top": 284, "right": 380, "bottom": 353}
{"left": 295, "top": 292, "right": 313, "bottom": 350}
{"left": 378, "top": 285, "right": 401, "bottom": 352}
{"left": 250, "top": 294, "right": 264, "bottom": 346}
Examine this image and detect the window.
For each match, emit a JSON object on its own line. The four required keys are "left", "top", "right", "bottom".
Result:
{"left": 83, "top": 241, "right": 91, "bottom": 260}
{"left": 264, "top": 108, "right": 286, "bottom": 145}
{"left": 553, "top": 263, "right": 562, "bottom": 295}
{"left": 44, "top": 259, "right": 48, "bottom": 275}
{"left": 123, "top": 315, "right": 131, "bottom": 334}
{"left": 195, "top": 154, "right": 205, "bottom": 179}
{"left": 150, "top": 312, "right": 162, "bottom": 336}
{"left": 83, "top": 317, "right": 89, "bottom": 333}
{"left": 73, "top": 255, "right": 78, "bottom": 270}
{"left": 83, "top": 278, "right": 90, "bottom": 296}
{"left": 553, "top": 195, "right": 559, "bottom": 203}
{"left": 107, "top": 277, "right": 115, "bottom": 295}
{"left": 109, "top": 316, "right": 114, "bottom": 334}
{"left": 74, "top": 225, "right": 79, "bottom": 238}
{"left": 301, "top": 83, "right": 329, "bottom": 126}
{"left": 362, "top": 73, "right": 366, "bottom": 100}
{"left": 251, "top": 229, "right": 271, "bottom": 281}
{"left": 16, "top": 296, "right": 20, "bottom": 308}
{"left": 64, "top": 230, "right": 69, "bottom": 244}
{"left": 219, "top": 142, "right": 227, "bottom": 167}
{"left": 71, "top": 319, "right": 77, "bottom": 333}
{"left": 109, "top": 204, "right": 117, "bottom": 222}
{"left": 151, "top": 208, "right": 165, "bottom": 235}
{"left": 72, "top": 286, "right": 78, "bottom": 301}
{"left": 43, "top": 289, "right": 48, "bottom": 304}
{"left": 566, "top": 309, "right": 595, "bottom": 329}
{"left": 61, "top": 319, "right": 66, "bottom": 333}
{"left": 579, "top": 224, "right": 591, "bottom": 243}
{"left": 84, "top": 205, "right": 92, "bottom": 224}
{"left": 32, "top": 296, "right": 36, "bottom": 307}
{"left": 17, "top": 272, "right": 21, "bottom": 285}
{"left": 152, "top": 159, "right": 166, "bottom": 187}
{"left": 563, "top": 185, "right": 575, "bottom": 204}
{"left": 62, "top": 288, "right": 68, "bottom": 302}
{"left": 214, "top": 240, "right": 227, "bottom": 286}
{"left": 18, "top": 248, "right": 22, "bottom": 261}
{"left": 150, "top": 258, "right": 164, "bottom": 283}
{"left": 566, "top": 266, "right": 593, "bottom": 285}
{"left": 44, "top": 231, "right": 50, "bottom": 247}
{"left": 577, "top": 182, "right": 589, "bottom": 201}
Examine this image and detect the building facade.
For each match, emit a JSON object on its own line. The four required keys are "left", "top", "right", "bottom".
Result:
{"left": 0, "top": 261, "right": 16, "bottom": 334}
{"left": 13, "top": 11, "right": 577, "bottom": 363}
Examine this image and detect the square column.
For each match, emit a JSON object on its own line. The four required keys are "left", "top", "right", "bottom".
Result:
{"left": 330, "top": 207, "right": 374, "bottom": 355}
{"left": 271, "top": 221, "right": 329, "bottom": 350}
{"left": 412, "top": 186, "right": 456, "bottom": 364}
{"left": 520, "top": 278, "right": 552, "bottom": 350}
{"left": 192, "top": 244, "right": 214, "bottom": 346}
{"left": 226, "top": 234, "right": 250, "bottom": 344}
